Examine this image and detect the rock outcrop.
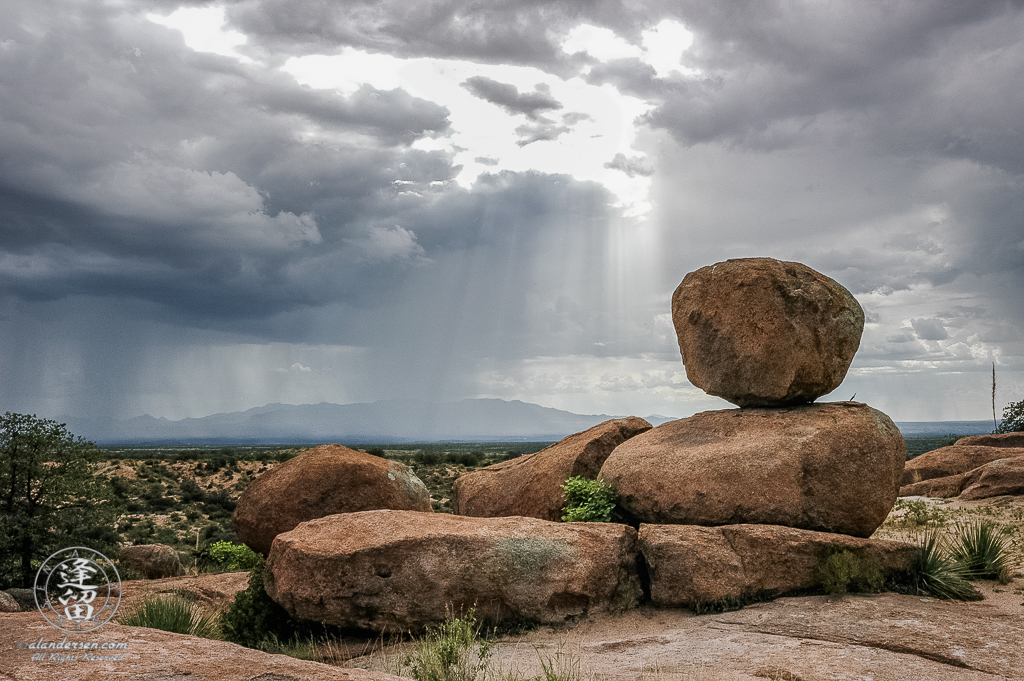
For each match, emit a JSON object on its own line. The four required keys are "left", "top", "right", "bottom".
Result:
{"left": 264, "top": 510, "right": 641, "bottom": 633}
{"left": 672, "top": 258, "right": 864, "bottom": 407}
{"left": 902, "top": 445, "right": 1024, "bottom": 486}
{"left": 958, "top": 457, "right": 1024, "bottom": 500}
{"left": 955, "top": 432, "right": 1024, "bottom": 448}
{"left": 119, "top": 543, "right": 183, "bottom": 579}
{"left": 234, "top": 444, "right": 432, "bottom": 555}
{"left": 452, "top": 417, "right": 652, "bottom": 521}
{"left": 638, "top": 524, "right": 919, "bottom": 607}
{"left": 600, "top": 402, "right": 904, "bottom": 537}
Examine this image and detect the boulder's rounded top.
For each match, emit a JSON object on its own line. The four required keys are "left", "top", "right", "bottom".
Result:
{"left": 672, "top": 258, "right": 864, "bottom": 407}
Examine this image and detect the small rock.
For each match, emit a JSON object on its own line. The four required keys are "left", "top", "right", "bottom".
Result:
{"left": 119, "top": 544, "right": 183, "bottom": 579}
{"left": 234, "top": 444, "right": 432, "bottom": 555}
{"left": 898, "top": 474, "right": 966, "bottom": 499}
{"left": 452, "top": 417, "right": 652, "bottom": 521}
{"left": 264, "top": 510, "right": 641, "bottom": 633}
{"left": 672, "top": 258, "right": 864, "bottom": 407}
{"left": 0, "top": 590, "right": 19, "bottom": 612}
{"left": 639, "top": 524, "right": 919, "bottom": 607}
{"left": 600, "top": 402, "right": 905, "bottom": 537}
{"left": 902, "top": 445, "right": 1024, "bottom": 486}
{"left": 3, "top": 588, "right": 34, "bottom": 611}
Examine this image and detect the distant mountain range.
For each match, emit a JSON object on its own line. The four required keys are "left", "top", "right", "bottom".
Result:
{"left": 58, "top": 399, "right": 996, "bottom": 444}
{"left": 60, "top": 399, "right": 679, "bottom": 444}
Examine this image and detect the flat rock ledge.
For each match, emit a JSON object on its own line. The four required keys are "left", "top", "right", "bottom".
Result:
{"left": 265, "top": 510, "right": 641, "bottom": 633}
{"left": 0, "top": 612, "right": 411, "bottom": 681}
{"left": 639, "top": 524, "right": 919, "bottom": 607}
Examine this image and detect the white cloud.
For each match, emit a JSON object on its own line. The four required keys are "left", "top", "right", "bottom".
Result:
{"left": 147, "top": 6, "right": 253, "bottom": 63}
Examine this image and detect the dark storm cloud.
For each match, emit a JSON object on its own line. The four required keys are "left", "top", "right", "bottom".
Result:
{"left": 222, "top": 0, "right": 648, "bottom": 75}
{"left": 0, "top": 0, "right": 459, "bottom": 325}
{"left": 461, "top": 76, "right": 562, "bottom": 120}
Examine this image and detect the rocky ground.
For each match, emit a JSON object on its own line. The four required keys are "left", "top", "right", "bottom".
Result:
{"left": 4, "top": 497, "right": 1024, "bottom": 681}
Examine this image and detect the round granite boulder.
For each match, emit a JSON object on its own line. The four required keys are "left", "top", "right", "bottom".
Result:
{"left": 672, "top": 258, "right": 864, "bottom": 407}
{"left": 599, "top": 402, "right": 905, "bottom": 537}
{"left": 234, "top": 444, "right": 432, "bottom": 555}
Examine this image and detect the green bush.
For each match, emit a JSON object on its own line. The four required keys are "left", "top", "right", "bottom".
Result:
{"left": 996, "top": 398, "right": 1024, "bottom": 433}
{"left": 819, "top": 550, "right": 884, "bottom": 596}
{"left": 911, "top": 530, "right": 982, "bottom": 600}
{"left": 208, "top": 540, "right": 261, "bottom": 571}
{"left": 405, "top": 609, "right": 494, "bottom": 681}
{"left": 118, "top": 592, "right": 219, "bottom": 638}
{"left": 948, "top": 519, "right": 1014, "bottom": 581}
{"left": 560, "top": 476, "right": 618, "bottom": 522}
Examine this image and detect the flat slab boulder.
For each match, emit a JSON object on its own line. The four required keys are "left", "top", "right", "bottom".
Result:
{"left": 264, "top": 510, "right": 641, "bottom": 633}
{"left": 600, "top": 402, "right": 904, "bottom": 537}
{"left": 899, "top": 474, "right": 966, "bottom": 499}
{"left": 639, "top": 524, "right": 919, "bottom": 607}
{"left": 672, "top": 258, "right": 864, "bottom": 407}
{"left": 235, "top": 444, "right": 432, "bottom": 555}
{"left": 902, "top": 445, "right": 1024, "bottom": 486}
{"left": 955, "top": 432, "right": 1024, "bottom": 448}
{"left": 959, "top": 457, "right": 1024, "bottom": 500}
{"left": 452, "top": 417, "right": 651, "bottom": 521}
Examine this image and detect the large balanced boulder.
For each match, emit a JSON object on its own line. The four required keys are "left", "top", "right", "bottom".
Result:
{"left": 119, "top": 544, "right": 183, "bottom": 579}
{"left": 599, "top": 402, "right": 905, "bottom": 537}
{"left": 452, "top": 417, "right": 652, "bottom": 521}
{"left": 234, "top": 444, "right": 432, "bottom": 555}
{"left": 264, "top": 510, "right": 641, "bottom": 633}
{"left": 672, "top": 258, "right": 864, "bottom": 407}
{"left": 902, "top": 445, "right": 1024, "bottom": 486}
{"left": 638, "top": 524, "right": 919, "bottom": 608}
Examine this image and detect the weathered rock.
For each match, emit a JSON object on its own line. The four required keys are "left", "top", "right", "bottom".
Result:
{"left": 0, "top": 611, "right": 412, "bottom": 681}
{"left": 264, "top": 510, "right": 641, "bottom": 633}
{"left": 899, "top": 474, "right": 966, "bottom": 499}
{"left": 119, "top": 543, "right": 183, "bottom": 579}
{"left": 452, "top": 417, "right": 652, "bottom": 521}
{"left": 959, "top": 457, "right": 1024, "bottom": 500}
{"left": 0, "top": 590, "right": 19, "bottom": 612}
{"left": 902, "top": 445, "right": 1024, "bottom": 486}
{"left": 639, "top": 524, "right": 919, "bottom": 607}
{"left": 672, "top": 258, "right": 864, "bottom": 407}
{"left": 3, "top": 587, "right": 33, "bottom": 611}
{"left": 955, "top": 432, "right": 1024, "bottom": 448}
{"left": 599, "top": 402, "right": 905, "bottom": 537}
{"left": 234, "top": 444, "right": 432, "bottom": 555}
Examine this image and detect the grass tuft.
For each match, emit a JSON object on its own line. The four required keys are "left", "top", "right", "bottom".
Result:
{"left": 117, "top": 591, "right": 220, "bottom": 638}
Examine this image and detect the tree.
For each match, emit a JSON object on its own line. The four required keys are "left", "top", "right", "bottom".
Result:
{"left": 995, "top": 399, "right": 1024, "bottom": 434}
{"left": 0, "top": 413, "right": 121, "bottom": 589}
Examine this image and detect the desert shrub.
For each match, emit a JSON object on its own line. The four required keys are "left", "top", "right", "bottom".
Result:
{"left": 449, "top": 451, "right": 484, "bottom": 467}
{"left": 118, "top": 592, "right": 219, "bottom": 638}
{"left": 892, "top": 499, "right": 946, "bottom": 527}
{"left": 819, "top": 550, "right": 884, "bottom": 596}
{"left": 404, "top": 609, "right": 494, "bottom": 681}
{"left": 910, "top": 530, "right": 982, "bottom": 600}
{"left": 948, "top": 519, "right": 1014, "bottom": 581}
{"left": 365, "top": 447, "right": 386, "bottom": 457}
{"left": 560, "top": 476, "right": 618, "bottom": 522}
{"left": 416, "top": 450, "right": 443, "bottom": 465}
{"left": 208, "top": 540, "right": 261, "bottom": 572}
{"left": 996, "top": 398, "right": 1024, "bottom": 433}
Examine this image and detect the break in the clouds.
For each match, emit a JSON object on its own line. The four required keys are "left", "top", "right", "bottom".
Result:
{"left": 1, "top": 0, "right": 1023, "bottom": 424}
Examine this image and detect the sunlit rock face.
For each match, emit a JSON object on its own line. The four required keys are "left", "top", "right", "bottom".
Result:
{"left": 672, "top": 257, "right": 864, "bottom": 407}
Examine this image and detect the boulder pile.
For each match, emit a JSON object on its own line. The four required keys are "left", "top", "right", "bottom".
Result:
{"left": 253, "top": 257, "right": 914, "bottom": 627}
{"left": 596, "top": 257, "right": 908, "bottom": 605}
{"left": 899, "top": 433, "right": 1024, "bottom": 500}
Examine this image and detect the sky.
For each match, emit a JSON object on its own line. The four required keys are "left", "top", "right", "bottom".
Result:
{"left": 2, "top": 0, "right": 1023, "bottom": 424}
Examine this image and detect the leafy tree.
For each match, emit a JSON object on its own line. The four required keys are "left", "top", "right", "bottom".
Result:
{"left": 995, "top": 399, "right": 1024, "bottom": 433}
{"left": 0, "top": 413, "right": 121, "bottom": 589}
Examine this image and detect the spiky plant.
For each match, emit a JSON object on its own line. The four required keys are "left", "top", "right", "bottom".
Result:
{"left": 912, "top": 530, "right": 982, "bottom": 601}
{"left": 118, "top": 592, "right": 220, "bottom": 638}
{"left": 948, "top": 519, "right": 1014, "bottom": 581}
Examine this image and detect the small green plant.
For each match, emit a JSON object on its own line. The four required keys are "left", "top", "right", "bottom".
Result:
{"left": 818, "top": 550, "right": 884, "bottom": 596}
{"left": 208, "top": 540, "right": 261, "bottom": 571}
{"left": 948, "top": 519, "right": 1014, "bottom": 582}
{"left": 117, "top": 592, "right": 219, "bottom": 638}
{"left": 560, "top": 476, "right": 618, "bottom": 523}
{"left": 405, "top": 609, "right": 494, "bottom": 681}
{"left": 911, "top": 530, "right": 982, "bottom": 601}
{"left": 892, "top": 499, "right": 946, "bottom": 527}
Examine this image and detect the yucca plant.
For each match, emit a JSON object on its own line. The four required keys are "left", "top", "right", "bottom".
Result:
{"left": 118, "top": 592, "right": 220, "bottom": 638}
{"left": 911, "top": 530, "right": 982, "bottom": 601}
{"left": 948, "top": 519, "right": 1014, "bottom": 582}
